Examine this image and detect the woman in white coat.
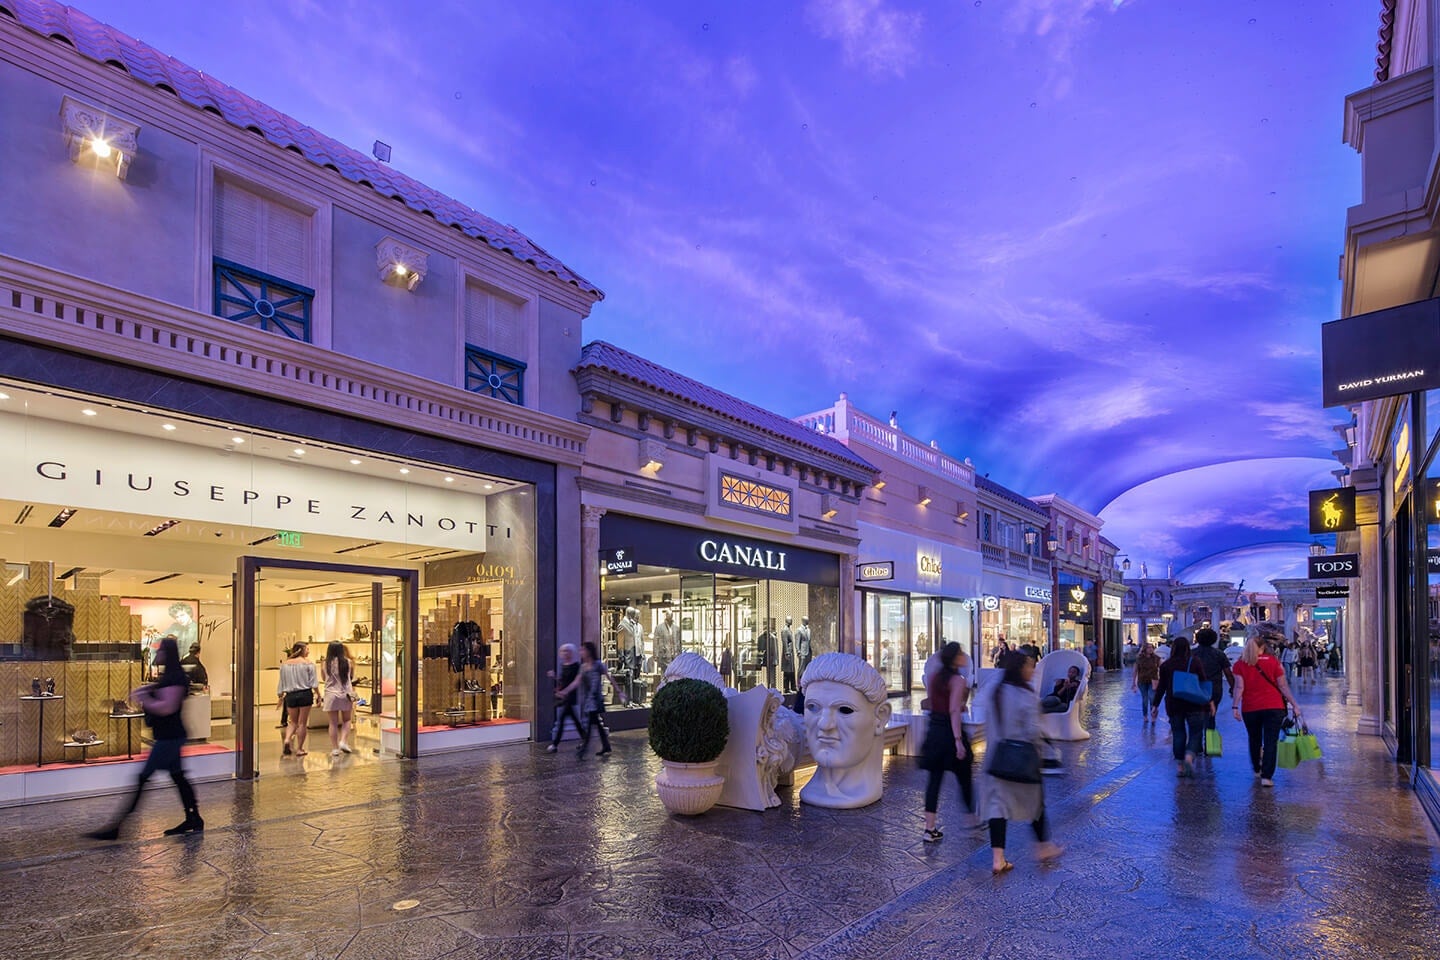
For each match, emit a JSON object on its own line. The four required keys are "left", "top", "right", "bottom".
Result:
{"left": 982, "top": 650, "right": 1064, "bottom": 874}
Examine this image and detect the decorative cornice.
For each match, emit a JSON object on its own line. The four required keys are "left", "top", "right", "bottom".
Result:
{"left": 374, "top": 235, "right": 429, "bottom": 290}
{"left": 1343, "top": 64, "right": 1432, "bottom": 152}
{"left": 577, "top": 476, "right": 707, "bottom": 515}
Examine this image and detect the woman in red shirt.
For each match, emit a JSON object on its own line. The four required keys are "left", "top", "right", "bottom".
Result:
{"left": 1232, "top": 625, "right": 1302, "bottom": 787}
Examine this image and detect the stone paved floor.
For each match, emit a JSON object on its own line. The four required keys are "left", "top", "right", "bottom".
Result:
{"left": 1, "top": 672, "right": 1437, "bottom": 960}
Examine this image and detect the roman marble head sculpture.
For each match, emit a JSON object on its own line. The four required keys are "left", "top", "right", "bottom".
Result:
{"left": 657, "top": 652, "right": 725, "bottom": 693}
{"left": 798, "top": 653, "right": 892, "bottom": 808}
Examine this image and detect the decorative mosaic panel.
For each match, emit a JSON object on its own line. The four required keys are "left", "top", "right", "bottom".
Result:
{"left": 720, "top": 473, "right": 792, "bottom": 518}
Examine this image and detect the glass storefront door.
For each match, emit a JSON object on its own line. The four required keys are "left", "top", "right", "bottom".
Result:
{"left": 236, "top": 557, "right": 418, "bottom": 779}
{"left": 863, "top": 591, "right": 908, "bottom": 693}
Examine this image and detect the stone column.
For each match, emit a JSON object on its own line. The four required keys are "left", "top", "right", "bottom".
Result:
{"left": 840, "top": 551, "right": 858, "bottom": 655}
{"left": 1351, "top": 480, "right": 1383, "bottom": 734}
{"left": 581, "top": 505, "right": 606, "bottom": 652}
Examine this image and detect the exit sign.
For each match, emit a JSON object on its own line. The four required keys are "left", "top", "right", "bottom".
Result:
{"left": 275, "top": 530, "right": 304, "bottom": 548}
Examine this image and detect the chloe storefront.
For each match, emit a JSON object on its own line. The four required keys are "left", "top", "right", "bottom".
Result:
{"left": 0, "top": 361, "right": 562, "bottom": 806}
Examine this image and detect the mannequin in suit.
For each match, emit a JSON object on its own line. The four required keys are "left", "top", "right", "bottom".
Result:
{"left": 757, "top": 618, "right": 779, "bottom": 690}
{"left": 797, "top": 616, "right": 813, "bottom": 675}
{"left": 780, "top": 616, "right": 797, "bottom": 693}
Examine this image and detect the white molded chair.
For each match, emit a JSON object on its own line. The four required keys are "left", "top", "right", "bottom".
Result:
{"left": 1037, "top": 649, "right": 1091, "bottom": 741}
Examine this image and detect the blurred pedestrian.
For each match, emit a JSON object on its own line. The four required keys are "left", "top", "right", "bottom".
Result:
{"left": 982, "top": 651, "right": 1063, "bottom": 874}
{"left": 546, "top": 643, "right": 582, "bottom": 752}
{"left": 1191, "top": 628, "right": 1235, "bottom": 748}
{"left": 561, "top": 641, "right": 627, "bottom": 759}
{"left": 321, "top": 641, "right": 355, "bottom": 757}
{"left": 85, "top": 636, "right": 202, "bottom": 839}
{"left": 1132, "top": 641, "right": 1160, "bottom": 725}
{"left": 920, "top": 642, "right": 974, "bottom": 842}
{"left": 1157, "top": 636, "right": 1212, "bottom": 777}
{"left": 1232, "top": 624, "right": 1302, "bottom": 787}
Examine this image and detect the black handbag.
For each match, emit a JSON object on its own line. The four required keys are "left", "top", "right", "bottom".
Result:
{"left": 988, "top": 738, "right": 1042, "bottom": 783}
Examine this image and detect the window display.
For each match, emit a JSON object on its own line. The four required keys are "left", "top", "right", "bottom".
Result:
{"left": 979, "top": 598, "right": 1046, "bottom": 665}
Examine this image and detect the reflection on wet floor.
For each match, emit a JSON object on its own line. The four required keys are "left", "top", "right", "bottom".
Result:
{"left": 0, "top": 672, "right": 1436, "bottom": 960}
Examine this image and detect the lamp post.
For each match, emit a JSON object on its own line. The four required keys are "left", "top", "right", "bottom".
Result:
{"left": 1046, "top": 531, "right": 1060, "bottom": 654}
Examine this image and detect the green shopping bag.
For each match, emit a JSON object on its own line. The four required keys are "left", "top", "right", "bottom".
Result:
{"left": 1204, "top": 727, "right": 1222, "bottom": 757}
{"left": 1276, "top": 735, "right": 1300, "bottom": 770}
{"left": 1295, "top": 726, "right": 1322, "bottom": 761}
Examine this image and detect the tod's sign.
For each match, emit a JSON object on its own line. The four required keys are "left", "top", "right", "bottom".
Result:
{"left": 1309, "top": 554, "right": 1359, "bottom": 579}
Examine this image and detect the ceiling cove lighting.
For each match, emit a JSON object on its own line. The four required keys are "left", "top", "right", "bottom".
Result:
{"left": 143, "top": 519, "right": 181, "bottom": 537}
{"left": 48, "top": 508, "right": 77, "bottom": 528}
{"left": 81, "top": 408, "right": 97, "bottom": 417}
{"left": 349, "top": 458, "right": 362, "bottom": 465}
{"left": 0, "top": 391, "right": 10, "bottom": 401}
{"left": 162, "top": 423, "right": 176, "bottom": 432}
{"left": 61, "top": 96, "right": 140, "bottom": 180}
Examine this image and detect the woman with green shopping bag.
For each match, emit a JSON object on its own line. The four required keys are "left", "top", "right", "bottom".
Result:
{"left": 1232, "top": 623, "right": 1302, "bottom": 787}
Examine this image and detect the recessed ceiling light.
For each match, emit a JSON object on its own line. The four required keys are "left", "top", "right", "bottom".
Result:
{"left": 0, "top": 392, "right": 10, "bottom": 401}
{"left": 231, "top": 436, "right": 245, "bottom": 444}
{"left": 81, "top": 408, "right": 97, "bottom": 417}
{"left": 293, "top": 448, "right": 305, "bottom": 456}
{"left": 162, "top": 423, "right": 176, "bottom": 431}
{"left": 483, "top": 483, "right": 493, "bottom": 490}
{"left": 399, "top": 468, "right": 410, "bottom": 475}
{"left": 444, "top": 476, "right": 454, "bottom": 483}
{"left": 349, "top": 458, "right": 362, "bottom": 465}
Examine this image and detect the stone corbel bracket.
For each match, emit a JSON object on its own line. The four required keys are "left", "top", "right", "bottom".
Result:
{"left": 375, "top": 235, "right": 430, "bottom": 290}
{"left": 60, "top": 96, "right": 140, "bottom": 180}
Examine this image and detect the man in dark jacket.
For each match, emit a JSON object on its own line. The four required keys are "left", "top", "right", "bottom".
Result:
{"left": 546, "top": 644, "right": 582, "bottom": 752}
{"left": 1191, "top": 628, "right": 1234, "bottom": 740}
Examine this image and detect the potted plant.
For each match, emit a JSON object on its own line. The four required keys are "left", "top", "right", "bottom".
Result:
{"left": 649, "top": 678, "right": 729, "bottom": 815}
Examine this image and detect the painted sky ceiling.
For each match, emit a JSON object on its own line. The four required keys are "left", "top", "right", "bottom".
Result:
{"left": 81, "top": 0, "right": 1375, "bottom": 589}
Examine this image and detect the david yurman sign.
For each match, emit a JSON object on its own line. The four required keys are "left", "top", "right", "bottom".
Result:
{"left": 1309, "top": 487, "right": 1356, "bottom": 534}
{"left": 1308, "top": 553, "right": 1359, "bottom": 579}
{"left": 1315, "top": 585, "right": 1350, "bottom": 598}
{"left": 1322, "top": 298, "right": 1440, "bottom": 407}
{"left": 856, "top": 561, "right": 895, "bottom": 582}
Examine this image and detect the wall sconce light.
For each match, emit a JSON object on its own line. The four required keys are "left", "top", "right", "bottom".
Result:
{"left": 375, "top": 236, "right": 429, "bottom": 290}
{"left": 917, "top": 485, "right": 932, "bottom": 507}
{"left": 1046, "top": 533, "right": 1060, "bottom": 554}
{"left": 821, "top": 493, "right": 838, "bottom": 519}
{"left": 956, "top": 500, "right": 971, "bottom": 524}
{"left": 873, "top": 478, "right": 887, "bottom": 491}
{"left": 1024, "top": 528, "right": 1038, "bottom": 548}
{"left": 638, "top": 437, "right": 666, "bottom": 474}
{"left": 60, "top": 96, "right": 139, "bottom": 180}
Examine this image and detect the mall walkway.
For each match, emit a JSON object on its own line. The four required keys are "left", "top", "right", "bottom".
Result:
{"left": 1, "top": 671, "right": 1437, "bottom": 960}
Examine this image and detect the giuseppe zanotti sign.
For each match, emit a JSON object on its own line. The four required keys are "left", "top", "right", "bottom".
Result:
{"left": 0, "top": 409, "right": 486, "bottom": 550}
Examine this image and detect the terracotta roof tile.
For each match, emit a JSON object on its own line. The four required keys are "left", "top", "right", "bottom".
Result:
{"left": 2, "top": 0, "right": 602, "bottom": 299}
{"left": 576, "top": 341, "right": 877, "bottom": 475}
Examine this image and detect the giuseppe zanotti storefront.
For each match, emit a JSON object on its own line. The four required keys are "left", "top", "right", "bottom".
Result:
{"left": 0, "top": 363, "right": 559, "bottom": 805}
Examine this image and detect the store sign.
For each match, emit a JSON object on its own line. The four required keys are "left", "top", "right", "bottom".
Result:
{"left": 1321, "top": 298, "right": 1440, "bottom": 407}
{"left": 0, "top": 410, "right": 487, "bottom": 550}
{"left": 1102, "top": 595, "right": 1122, "bottom": 619}
{"left": 1427, "top": 550, "right": 1440, "bottom": 574}
{"left": 698, "top": 538, "right": 788, "bottom": 572}
{"left": 1315, "top": 585, "right": 1349, "bottom": 598}
{"left": 1314, "top": 607, "right": 1340, "bottom": 620}
{"left": 1024, "top": 586, "right": 1052, "bottom": 602}
{"left": 856, "top": 561, "right": 895, "bottom": 582}
{"left": 981, "top": 595, "right": 1000, "bottom": 611}
{"left": 1308, "top": 487, "right": 1356, "bottom": 534}
{"left": 1308, "top": 553, "right": 1360, "bottom": 579}
{"left": 1060, "top": 583, "right": 1091, "bottom": 622}
{"left": 601, "top": 547, "right": 636, "bottom": 575}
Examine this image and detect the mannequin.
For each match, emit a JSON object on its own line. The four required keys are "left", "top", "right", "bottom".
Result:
{"left": 796, "top": 616, "right": 813, "bottom": 674}
{"left": 757, "top": 618, "right": 779, "bottom": 690}
{"left": 780, "top": 616, "right": 797, "bottom": 693}
{"left": 616, "top": 607, "right": 644, "bottom": 700}
{"left": 651, "top": 610, "right": 678, "bottom": 671}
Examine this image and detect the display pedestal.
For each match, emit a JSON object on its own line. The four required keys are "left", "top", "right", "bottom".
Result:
{"left": 182, "top": 693, "right": 211, "bottom": 741}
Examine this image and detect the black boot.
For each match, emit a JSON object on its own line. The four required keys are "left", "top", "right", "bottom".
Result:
{"left": 164, "top": 808, "right": 204, "bottom": 835}
{"left": 84, "top": 824, "right": 121, "bottom": 841}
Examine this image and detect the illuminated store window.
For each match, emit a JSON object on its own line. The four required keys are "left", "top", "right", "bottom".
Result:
{"left": 720, "top": 473, "right": 792, "bottom": 517}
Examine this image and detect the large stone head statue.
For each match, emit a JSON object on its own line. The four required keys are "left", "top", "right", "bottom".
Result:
{"left": 797, "top": 652, "right": 892, "bottom": 808}
{"left": 657, "top": 652, "right": 725, "bottom": 693}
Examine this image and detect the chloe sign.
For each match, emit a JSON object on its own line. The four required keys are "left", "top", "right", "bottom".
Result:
{"left": 1308, "top": 553, "right": 1359, "bottom": 579}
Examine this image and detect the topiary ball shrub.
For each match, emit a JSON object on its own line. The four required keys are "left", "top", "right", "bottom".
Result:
{"left": 648, "top": 678, "right": 729, "bottom": 763}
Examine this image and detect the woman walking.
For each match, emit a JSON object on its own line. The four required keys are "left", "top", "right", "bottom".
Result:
{"left": 920, "top": 642, "right": 974, "bottom": 842}
{"left": 1156, "top": 636, "right": 1212, "bottom": 777}
{"left": 1232, "top": 624, "right": 1302, "bottom": 787}
{"left": 560, "top": 641, "right": 626, "bottom": 758}
{"left": 982, "top": 651, "right": 1063, "bottom": 874}
{"left": 1132, "top": 641, "right": 1160, "bottom": 724}
{"left": 1298, "top": 640, "right": 1318, "bottom": 688}
{"left": 278, "top": 642, "right": 318, "bottom": 757}
{"left": 321, "top": 641, "right": 356, "bottom": 757}
{"left": 85, "top": 635, "right": 203, "bottom": 839}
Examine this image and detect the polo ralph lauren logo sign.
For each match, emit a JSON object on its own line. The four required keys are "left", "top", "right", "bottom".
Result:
{"left": 1308, "top": 553, "right": 1359, "bottom": 579}
{"left": 1309, "top": 487, "right": 1356, "bottom": 534}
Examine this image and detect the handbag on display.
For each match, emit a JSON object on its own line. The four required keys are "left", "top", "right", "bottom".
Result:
{"left": 1276, "top": 734, "right": 1300, "bottom": 770}
{"left": 1204, "top": 727, "right": 1223, "bottom": 757}
{"left": 988, "top": 738, "right": 1042, "bottom": 784}
{"left": 1172, "top": 658, "right": 1213, "bottom": 706}
{"left": 1295, "top": 724, "right": 1322, "bottom": 761}
{"left": 71, "top": 729, "right": 98, "bottom": 744}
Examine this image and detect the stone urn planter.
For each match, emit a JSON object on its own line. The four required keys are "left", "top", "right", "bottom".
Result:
{"left": 649, "top": 678, "right": 729, "bottom": 816}
{"left": 654, "top": 760, "right": 725, "bottom": 816}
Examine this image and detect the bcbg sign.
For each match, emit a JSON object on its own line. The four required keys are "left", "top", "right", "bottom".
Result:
{"left": 1308, "top": 553, "right": 1359, "bottom": 579}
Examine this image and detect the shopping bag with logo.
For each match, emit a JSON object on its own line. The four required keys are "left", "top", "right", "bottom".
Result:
{"left": 1204, "top": 727, "right": 1222, "bottom": 757}
{"left": 1172, "top": 658, "right": 1213, "bottom": 706}
{"left": 1295, "top": 724, "right": 1322, "bottom": 761}
{"left": 1276, "top": 734, "right": 1300, "bottom": 770}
